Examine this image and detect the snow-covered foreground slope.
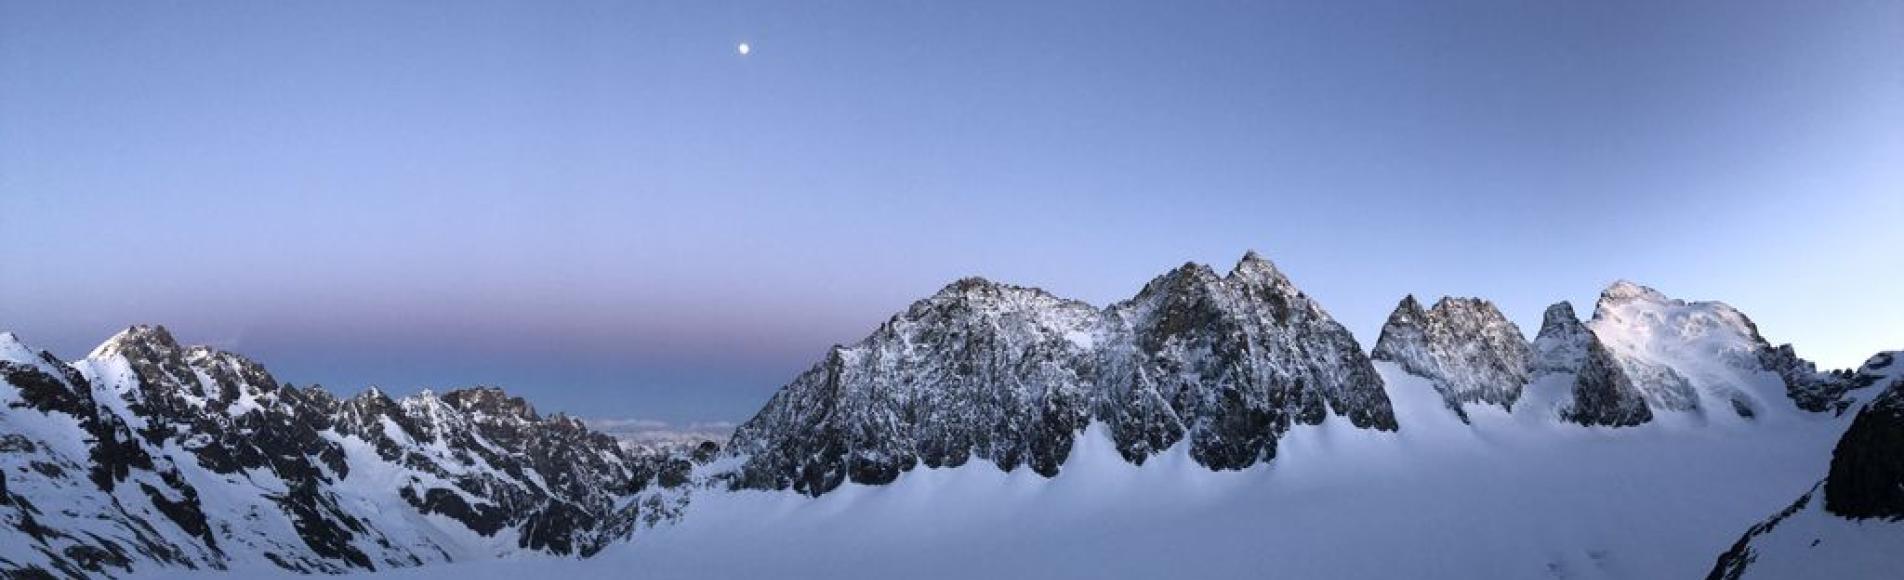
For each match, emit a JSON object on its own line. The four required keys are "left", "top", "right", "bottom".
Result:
{"left": 1711, "top": 353, "right": 1904, "bottom": 579}
{"left": 1708, "top": 484, "right": 1904, "bottom": 579}
{"left": 198, "top": 365, "right": 1861, "bottom": 580}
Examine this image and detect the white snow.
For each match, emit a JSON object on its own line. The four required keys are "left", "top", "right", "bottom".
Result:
{"left": 169, "top": 364, "right": 1866, "bottom": 580}
{"left": 1587, "top": 281, "right": 1792, "bottom": 422}
{"left": 1722, "top": 487, "right": 1904, "bottom": 578}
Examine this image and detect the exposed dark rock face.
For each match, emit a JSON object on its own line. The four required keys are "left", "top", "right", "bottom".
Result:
{"left": 0, "top": 346, "right": 154, "bottom": 493}
{"left": 731, "top": 252, "right": 1396, "bottom": 496}
{"left": 0, "top": 328, "right": 688, "bottom": 578}
{"left": 1824, "top": 374, "right": 1904, "bottom": 519}
{"left": 1775, "top": 350, "right": 1887, "bottom": 416}
{"left": 1530, "top": 302, "right": 1591, "bottom": 376}
{"left": 1105, "top": 254, "right": 1396, "bottom": 469}
{"left": 1370, "top": 295, "right": 1532, "bottom": 421}
{"left": 1563, "top": 339, "right": 1653, "bottom": 427}
{"left": 326, "top": 386, "right": 657, "bottom": 557}
{"left": 728, "top": 277, "right": 1101, "bottom": 495}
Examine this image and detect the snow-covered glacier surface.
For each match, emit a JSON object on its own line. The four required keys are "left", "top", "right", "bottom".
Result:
{"left": 180, "top": 364, "right": 1855, "bottom": 580}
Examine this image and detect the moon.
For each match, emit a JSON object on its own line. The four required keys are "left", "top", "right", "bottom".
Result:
{"left": 737, "top": 43, "right": 751, "bottom": 56}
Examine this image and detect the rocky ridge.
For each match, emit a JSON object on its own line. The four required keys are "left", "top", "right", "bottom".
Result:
{"left": 733, "top": 267, "right": 1876, "bottom": 498}
{"left": 1370, "top": 295, "right": 1533, "bottom": 421}
{"left": 730, "top": 252, "right": 1397, "bottom": 496}
{"left": 0, "top": 327, "right": 698, "bottom": 579}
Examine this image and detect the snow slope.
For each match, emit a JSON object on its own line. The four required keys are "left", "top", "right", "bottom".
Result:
{"left": 182, "top": 364, "right": 1865, "bottom": 580}
{"left": 1710, "top": 352, "right": 1904, "bottom": 579}
{"left": 1709, "top": 483, "right": 1904, "bottom": 579}
{"left": 1586, "top": 281, "right": 1794, "bottom": 422}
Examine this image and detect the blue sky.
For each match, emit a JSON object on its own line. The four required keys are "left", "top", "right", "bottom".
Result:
{"left": 3, "top": 1, "right": 1899, "bottom": 422}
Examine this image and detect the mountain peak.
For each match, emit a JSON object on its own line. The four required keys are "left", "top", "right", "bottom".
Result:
{"left": 1584, "top": 282, "right": 1799, "bottom": 421}
{"left": 1228, "top": 250, "right": 1288, "bottom": 285}
{"left": 929, "top": 277, "right": 1064, "bottom": 304}
{"left": 938, "top": 276, "right": 1001, "bottom": 295}
{"left": 1541, "top": 301, "right": 1579, "bottom": 327}
{"left": 1135, "top": 262, "right": 1221, "bottom": 299}
{"left": 354, "top": 386, "right": 392, "bottom": 403}
{"left": 733, "top": 251, "right": 1395, "bottom": 496}
{"left": 0, "top": 331, "right": 33, "bottom": 364}
{"left": 1532, "top": 301, "right": 1592, "bottom": 376}
{"left": 1598, "top": 280, "right": 1669, "bottom": 306}
{"left": 1397, "top": 294, "right": 1425, "bottom": 313}
{"left": 1371, "top": 294, "right": 1532, "bottom": 419}
{"left": 442, "top": 386, "right": 540, "bottom": 422}
{"left": 1432, "top": 296, "right": 1494, "bottom": 312}
{"left": 87, "top": 324, "right": 181, "bottom": 360}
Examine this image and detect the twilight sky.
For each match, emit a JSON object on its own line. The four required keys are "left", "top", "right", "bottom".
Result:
{"left": 3, "top": 1, "right": 1900, "bottom": 424}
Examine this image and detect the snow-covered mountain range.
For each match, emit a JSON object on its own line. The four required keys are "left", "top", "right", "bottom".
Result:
{"left": 729, "top": 253, "right": 1870, "bottom": 496}
{"left": 0, "top": 327, "right": 703, "bottom": 578}
{"left": 3, "top": 251, "right": 1897, "bottom": 578}
{"left": 727, "top": 252, "right": 1393, "bottom": 496}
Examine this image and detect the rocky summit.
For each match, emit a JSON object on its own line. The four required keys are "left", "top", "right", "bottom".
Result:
{"left": 1098, "top": 252, "right": 1395, "bottom": 469}
{"left": 1371, "top": 295, "right": 1533, "bottom": 421}
{"left": 1573, "top": 280, "right": 1848, "bottom": 425}
{"left": 730, "top": 252, "right": 1397, "bottom": 496}
{"left": 1531, "top": 302, "right": 1592, "bottom": 376}
{"left": 725, "top": 277, "right": 1102, "bottom": 495}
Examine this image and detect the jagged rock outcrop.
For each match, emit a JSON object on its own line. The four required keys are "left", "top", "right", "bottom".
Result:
{"left": 1531, "top": 302, "right": 1591, "bottom": 376}
{"left": 727, "top": 277, "right": 1104, "bottom": 495}
{"left": 730, "top": 252, "right": 1396, "bottom": 496}
{"left": 1100, "top": 253, "right": 1394, "bottom": 469}
{"left": 1563, "top": 339, "right": 1653, "bottom": 427}
{"left": 0, "top": 327, "right": 690, "bottom": 578}
{"left": 1823, "top": 356, "right": 1904, "bottom": 519}
{"left": 1767, "top": 347, "right": 1865, "bottom": 416}
{"left": 332, "top": 385, "right": 655, "bottom": 558}
{"left": 1370, "top": 295, "right": 1532, "bottom": 420}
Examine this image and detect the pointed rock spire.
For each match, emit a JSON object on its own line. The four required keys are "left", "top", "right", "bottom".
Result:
{"left": 1532, "top": 301, "right": 1592, "bottom": 376}
{"left": 88, "top": 324, "right": 182, "bottom": 360}
{"left": 1229, "top": 249, "right": 1287, "bottom": 284}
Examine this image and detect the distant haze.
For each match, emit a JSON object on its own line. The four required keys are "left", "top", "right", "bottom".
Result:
{"left": 4, "top": 1, "right": 1899, "bottom": 422}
